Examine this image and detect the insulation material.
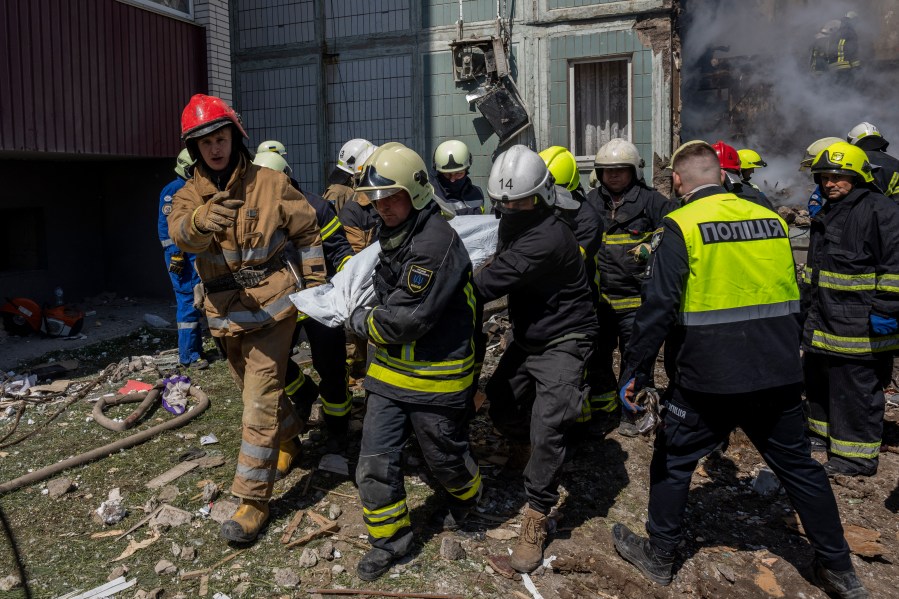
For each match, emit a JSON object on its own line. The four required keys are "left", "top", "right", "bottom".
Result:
{"left": 291, "top": 215, "right": 499, "bottom": 327}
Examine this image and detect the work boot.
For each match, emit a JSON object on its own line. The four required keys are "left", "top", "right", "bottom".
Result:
{"left": 221, "top": 499, "right": 269, "bottom": 543}
{"left": 823, "top": 456, "right": 876, "bottom": 478}
{"left": 356, "top": 547, "right": 395, "bottom": 581}
{"left": 812, "top": 561, "right": 869, "bottom": 599}
{"left": 323, "top": 414, "right": 349, "bottom": 455}
{"left": 617, "top": 412, "right": 640, "bottom": 437}
{"left": 275, "top": 438, "right": 302, "bottom": 480}
{"left": 612, "top": 523, "right": 674, "bottom": 585}
{"left": 808, "top": 435, "right": 827, "bottom": 454}
{"left": 430, "top": 506, "right": 471, "bottom": 531}
{"left": 510, "top": 506, "right": 548, "bottom": 573}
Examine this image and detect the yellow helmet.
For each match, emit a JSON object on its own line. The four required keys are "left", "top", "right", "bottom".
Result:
{"left": 737, "top": 149, "right": 767, "bottom": 170}
{"left": 810, "top": 142, "right": 874, "bottom": 184}
{"left": 538, "top": 146, "right": 580, "bottom": 191}
{"left": 356, "top": 142, "right": 434, "bottom": 210}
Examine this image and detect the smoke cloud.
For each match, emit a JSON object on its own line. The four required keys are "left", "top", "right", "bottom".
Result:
{"left": 679, "top": 0, "right": 898, "bottom": 204}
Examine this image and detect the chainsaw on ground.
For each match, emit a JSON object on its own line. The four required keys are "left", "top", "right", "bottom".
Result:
{"left": 1, "top": 297, "right": 85, "bottom": 337}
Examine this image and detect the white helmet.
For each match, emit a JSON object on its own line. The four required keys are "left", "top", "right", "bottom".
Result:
{"left": 356, "top": 142, "right": 434, "bottom": 210}
{"left": 820, "top": 19, "right": 841, "bottom": 36}
{"left": 488, "top": 145, "right": 580, "bottom": 210}
{"left": 253, "top": 151, "right": 292, "bottom": 176}
{"left": 594, "top": 138, "right": 645, "bottom": 182}
{"left": 337, "top": 138, "right": 375, "bottom": 174}
{"left": 174, "top": 148, "right": 195, "bottom": 180}
{"left": 847, "top": 122, "right": 882, "bottom": 145}
{"left": 800, "top": 136, "right": 844, "bottom": 169}
{"left": 434, "top": 140, "right": 472, "bottom": 174}
{"left": 257, "top": 140, "right": 287, "bottom": 156}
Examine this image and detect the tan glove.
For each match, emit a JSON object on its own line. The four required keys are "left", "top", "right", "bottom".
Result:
{"left": 192, "top": 192, "right": 245, "bottom": 233}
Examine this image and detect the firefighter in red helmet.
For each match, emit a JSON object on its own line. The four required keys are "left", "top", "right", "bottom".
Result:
{"left": 168, "top": 94, "right": 327, "bottom": 543}
{"left": 712, "top": 140, "right": 774, "bottom": 211}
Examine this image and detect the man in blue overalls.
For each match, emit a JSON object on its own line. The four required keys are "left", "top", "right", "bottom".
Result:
{"left": 158, "top": 149, "right": 207, "bottom": 369}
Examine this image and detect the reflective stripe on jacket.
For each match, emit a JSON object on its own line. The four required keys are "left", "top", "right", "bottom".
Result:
{"left": 168, "top": 155, "right": 326, "bottom": 337}
{"left": 588, "top": 184, "right": 676, "bottom": 312}
{"left": 362, "top": 203, "right": 476, "bottom": 406}
{"left": 801, "top": 186, "right": 899, "bottom": 357}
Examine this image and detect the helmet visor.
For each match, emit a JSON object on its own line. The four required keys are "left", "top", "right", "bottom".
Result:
{"left": 554, "top": 187, "right": 581, "bottom": 210}
{"left": 184, "top": 118, "right": 232, "bottom": 141}
{"left": 356, "top": 164, "right": 405, "bottom": 202}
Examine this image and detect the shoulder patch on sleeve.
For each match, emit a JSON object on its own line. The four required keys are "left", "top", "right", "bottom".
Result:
{"left": 406, "top": 264, "right": 434, "bottom": 294}
{"left": 163, "top": 195, "right": 173, "bottom": 203}
{"left": 650, "top": 228, "right": 664, "bottom": 251}
{"left": 162, "top": 204, "right": 173, "bottom": 215}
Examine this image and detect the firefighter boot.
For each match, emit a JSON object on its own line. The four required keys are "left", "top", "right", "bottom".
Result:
{"left": 813, "top": 561, "right": 869, "bottom": 599}
{"left": 612, "top": 523, "right": 674, "bottom": 585}
{"left": 356, "top": 547, "right": 395, "bottom": 581}
{"left": 275, "top": 438, "right": 302, "bottom": 480}
{"left": 221, "top": 499, "right": 269, "bottom": 543}
{"left": 510, "top": 506, "right": 548, "bottom": 573}
{"left": 323, "top": 414, "right": 349, "bottom": 455}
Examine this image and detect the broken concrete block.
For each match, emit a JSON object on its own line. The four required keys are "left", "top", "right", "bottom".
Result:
{"left": 107, "top": 565, "right": 128, "bottom": 582}
{"left": 439, "top": 537, "right": 466, "bottom": 561}
{"left": 751, "top": 468, "right": 781, "bottom": 496}
{"left": 318, "top": 540, "right": 335, "bottom": 561}
{"left": 298, "top": 548, "right": 318, "bottom": 568}
{"left": 154, "top": 559, "right": 177, "bottom": 575}
{"left": 210, "top": 499, "right": 239, "bottom": 524}
{"left": 47, "top": 477, "right": 75, "bottom": 498}
{"left": 231, "top": 581, "right": 250, "bottom": 596}
{"left": 95, "top": 489, "right": 127, "bottom": 525}
{"left": 151, "top": 504, "right": 192, "bottom": 529}
{"left": 328, "top": 503, "right": 342, "bottom": 520}
{"left": 273, "top": 567, "right": 300, "bottom": 588}
{"left": 180, "top": 545, "right": 196, "bottom": 562}
{"left": 331, "top": 564, "right": 345, "bottom": 576}
{"left": 157, "top": 485, "right": 179, "bottom": 503}
{"left": 0, "top": 575, "right": 21, "bottom": 592}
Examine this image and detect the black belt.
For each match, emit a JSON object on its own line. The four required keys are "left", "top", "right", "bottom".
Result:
{"left": 205, "top": 252, "right": 284, "bottom": 293}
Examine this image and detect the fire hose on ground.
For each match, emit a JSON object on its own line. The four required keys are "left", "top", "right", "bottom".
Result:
{"left": 0, "top": 385, "right": 210, "bottom": 495}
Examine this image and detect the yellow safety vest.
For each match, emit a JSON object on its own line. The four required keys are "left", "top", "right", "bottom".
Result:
{"left": 667, "top": 193, "right": 799, "bottom": 325}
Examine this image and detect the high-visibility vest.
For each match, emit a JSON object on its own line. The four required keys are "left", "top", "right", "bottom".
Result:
{"left": 667, "top": 193, "right": 799, "bottom": 325}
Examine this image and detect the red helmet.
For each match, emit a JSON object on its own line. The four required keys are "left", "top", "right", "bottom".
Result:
{"left": 180, "top": 94, "right": 248, "bottom": 141}
{"left": 712, "top": 140, "right": 741, "bottom": 171}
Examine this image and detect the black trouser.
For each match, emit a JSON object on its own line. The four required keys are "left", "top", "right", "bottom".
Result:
{"left": 587, "top": 306, "right": 636, "bottom": 417}
{"left": 486, "top": 338, "right": 593, "bottom": 513}
{"left": 804, "top": 352, "right": 890, "bottom": 470}
{"left": 285, "top": 318, "right": 351, "bottom": 431}
{"left": 356, "top": 392, "right": 481, "bottom": 556}
{"left": 647, "top": 384, "right": 851, "bottom": 571}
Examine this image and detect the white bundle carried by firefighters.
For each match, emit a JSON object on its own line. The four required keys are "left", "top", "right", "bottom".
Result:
{"left": 290, "top": 215, "right": 499, "bottom": 327}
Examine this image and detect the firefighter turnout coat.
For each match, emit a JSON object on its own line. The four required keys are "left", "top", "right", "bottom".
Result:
{"left": 801, "top": 186, "right": 899, "bottom": 358}
{"left": 587, "top": 183, "right": 676, "bottom": 313}
{"left": 168, "top": 155, "right": 326, "bottom": 336}
{"left": 350, "top": 203, "right": 477, "bottom": 407}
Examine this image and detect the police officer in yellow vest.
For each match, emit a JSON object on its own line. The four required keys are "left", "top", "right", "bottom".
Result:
{"left": 612, "top": 141, "right": 866, "bottom": 599}
{"left": 802, "top": 142, "right": 899, "bottom": 478}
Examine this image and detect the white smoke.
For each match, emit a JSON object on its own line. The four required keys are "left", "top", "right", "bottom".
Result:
{"left": 680, "top": 0, "right": 897, "bottom": 205}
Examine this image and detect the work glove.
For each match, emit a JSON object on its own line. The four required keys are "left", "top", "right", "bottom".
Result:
{"left": 627, "top": 243, "right": 652, "bottom": 263}
{"left": 619, "top": 377, "right": 645, "bottom": 414}
{"left": 870, "top": 313, "right": 898, "bottom": 335}
{"left": 192, "top": 192, "right": 244, "bottom": 233}
{"left": 348, "top": 306, "right": 371, "bottom": 339}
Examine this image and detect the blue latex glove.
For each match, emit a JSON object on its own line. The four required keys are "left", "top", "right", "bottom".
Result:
{"left": 808, "top": 186, "right": 824, "bottom": 217}
{"left": 870, "top": 313, "right": 898, "bottom": 335}
{"left": 619, "top": 377, "right": 644, "bottom": 413}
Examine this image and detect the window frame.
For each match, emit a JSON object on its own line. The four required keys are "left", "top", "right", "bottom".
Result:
{"left": 115, "top": 0, "right": 193, "bottom": 21}
{"left": 568, "top": 55, "right": 633, "bottom": 162}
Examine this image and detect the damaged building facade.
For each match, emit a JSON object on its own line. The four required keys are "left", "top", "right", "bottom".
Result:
{"left": 232, "top": 0, "right": 678, "bottom": 193}
{"left": 0, "top": 0, "right": 230, "bottom": 301}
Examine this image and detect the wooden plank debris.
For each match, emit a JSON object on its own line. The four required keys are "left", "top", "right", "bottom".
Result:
{"left": 145, "top": 461, "right": 199, "bottom": 489}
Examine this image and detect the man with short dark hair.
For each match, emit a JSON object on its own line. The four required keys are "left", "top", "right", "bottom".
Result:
{"left": 611, "top": 141, "right": 867, "bottom": 599}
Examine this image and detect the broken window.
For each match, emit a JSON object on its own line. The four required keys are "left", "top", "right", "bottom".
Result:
{"left": 570, "top": 58, "right": 631, "bottom": 159}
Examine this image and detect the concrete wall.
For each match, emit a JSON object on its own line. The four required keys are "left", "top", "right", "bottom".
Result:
{"left": 231, "top": 0, "right": 675, "bottom": 193}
